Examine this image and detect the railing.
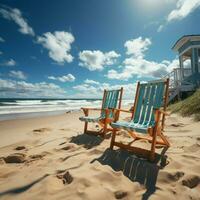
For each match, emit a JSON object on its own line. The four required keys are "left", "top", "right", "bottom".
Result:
{"left": 163, "top": 68, "right": 192, "bottom": 89}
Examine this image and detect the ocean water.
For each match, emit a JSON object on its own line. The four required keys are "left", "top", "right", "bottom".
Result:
{"left": 0, "top": 99, "right": 133, "bottom": 121}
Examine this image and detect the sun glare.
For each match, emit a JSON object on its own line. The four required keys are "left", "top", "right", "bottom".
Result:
{"left": 135, "top": 0, "right": 167, "bottom": 12}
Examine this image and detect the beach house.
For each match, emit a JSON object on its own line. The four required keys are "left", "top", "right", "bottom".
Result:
{"left": 166, "top": 35, "right": 200, "bottom": 102}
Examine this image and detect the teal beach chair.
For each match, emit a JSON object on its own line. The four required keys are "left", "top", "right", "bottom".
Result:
{"left": 79, "top": 88, "right": 123, "bottom": 137}
{"left": 110, "top": 79, "right": 170, "bottom": 161}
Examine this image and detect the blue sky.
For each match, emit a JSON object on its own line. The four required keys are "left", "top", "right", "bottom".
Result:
{"left": 0, "top": 0, "right": 200, "bottom": 98}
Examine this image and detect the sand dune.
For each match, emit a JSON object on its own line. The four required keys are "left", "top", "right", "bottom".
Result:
{"left": 0, "top": 111, "right": 199, "bottom": 200}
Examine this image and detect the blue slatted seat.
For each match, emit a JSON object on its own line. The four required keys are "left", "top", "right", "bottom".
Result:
{"left": 79, "top": 116, "right": 102, "bottom": 123}
{"left": 79, "top": 88, "right": 123, "bottom": 136}
{"left": 111, "top": 81, "right": 165, "bottom": 133}
{"left": 79, "top": 89, "right": 121, "bottom": 122}
{"left": 111, "top": 121, "right": 150, "bottom": 133}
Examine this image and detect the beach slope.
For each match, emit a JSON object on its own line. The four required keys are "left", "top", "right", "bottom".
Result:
{"left": 0, "top": 111, "right": 200, "bottom": 200}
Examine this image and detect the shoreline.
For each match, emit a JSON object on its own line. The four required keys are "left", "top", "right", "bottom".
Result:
{"left": 0, "top": 109, "right": 80, "bottom": 122}
{"left": 0, "top": 98, "right": 133, "bottom": 121}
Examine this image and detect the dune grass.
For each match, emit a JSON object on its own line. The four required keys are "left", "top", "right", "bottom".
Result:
{"left": 168, "top": 89, "right": 200, "bottom": 121}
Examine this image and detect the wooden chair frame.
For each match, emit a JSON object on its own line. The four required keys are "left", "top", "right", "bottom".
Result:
{"left": 81, "top": 87, "right": 123, "bottom": 137}
{"left": 110, "top": 79, "right": 170, "bottom": 161}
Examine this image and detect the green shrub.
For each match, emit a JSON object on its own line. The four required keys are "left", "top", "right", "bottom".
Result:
{"left": 168, "top": 89, "right": 200, "bottom": 121}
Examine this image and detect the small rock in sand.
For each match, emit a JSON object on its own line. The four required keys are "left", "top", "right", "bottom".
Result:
{"left": 57, "top": 171, "right": 73, "bottom": 185}
{"left": 3, "top": 153, "right": 26, "bottom": 163}
{"left": 63, "top": 171, "right": 73, "bottom": 184}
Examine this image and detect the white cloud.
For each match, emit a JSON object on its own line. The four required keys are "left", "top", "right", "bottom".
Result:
{"left": 37, "top": 31, "right": 75, "bottom": 64}
{"left": 6, "top": 59, "right": 16, "bottom": 66}
{"left": 124, "top": 37, "right": 151, "bottom": 58}
{"left": 0, "top": 78, "right": 67, "bottom": 98}
{"left": 157, "top": 0, "right": 200, "bottom": 32}
{"left": 106, "top": 69, "right": 132, "bottom": 80}
{"left": 0, "top": 7, "right": 34, "bottom": 36}
{"left": 48, "top": 73, "right": 75, "bottom": 82}
{"left": 79, "top": 50, "right": 120, "bottom": 71}
{"left": 0, "top": 59, "right": 16, "bottom": 66}
{"left": 9, "top": 70, "right": 27, "bottom": 80}
{"left": 107, "top": 58, "right": 179, "bottom": 80}
{"left": 106, "top": 37, "right": 179, "bottom": 80}
{"left": 167, "top": 0, "right": 200, "bottom": 22}
{"left": 0, "top": 36, "right": 5, "bottom": 42}
{"left": 73, "top": 82, "right": 137, "bottom": 99}
{"left": 84, "top": 79, "right": 100, "bottom": 85}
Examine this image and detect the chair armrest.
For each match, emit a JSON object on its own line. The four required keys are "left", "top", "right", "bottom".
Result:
{"left": 158, "top": 109, "right": 170, "bottom": 116}
{"left": 113, "top": 108, "right": 133, "bottom": 122}
{"left": 114, "top": 108, "right": 133, "bottom": 113}
{"left": 153, "top": 108, "right": 170, "bottom": 116}
{"left": 81, "top": 107, "right": 114, "bottom": 117}
{"left": 81, "top": 107, "right": 102, "bottom": 111}
{"left": 81, "top": 107, "right": 115, "bottom": 112}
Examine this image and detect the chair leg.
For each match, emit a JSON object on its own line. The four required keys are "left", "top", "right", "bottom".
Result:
{"left": 84, "top": 122, "right": 88, "bottom": 134}
{"left": 110, "top": 129, "right": 117, "bottom": 149}
{"left": 159, "top": 132, "right": 170, "bottom": 147}
{"left": 150, "top": 129, "right": 157, "bottom": 161}
{"left": 83, "top": 109, "right": 89, "bottom": 134}
{"left": 103, "top": 122, "right": 108, "bottom": 136}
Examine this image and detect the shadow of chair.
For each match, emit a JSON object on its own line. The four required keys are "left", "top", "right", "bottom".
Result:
{"left": 91, "top": 147, "right": 168, "bottom": 200}
{"left": 70, "top": 133, "right": 104, "bottom": 149}
{"left": 0, "top": 174, "right": 49, "bottom": 197}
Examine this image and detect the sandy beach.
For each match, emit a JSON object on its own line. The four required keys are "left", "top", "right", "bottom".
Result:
{"left": 0, "top": 111, "right": 200, "bottom": 200}
{"left": 1, "top": 0, "right": 200, "bottom": 199}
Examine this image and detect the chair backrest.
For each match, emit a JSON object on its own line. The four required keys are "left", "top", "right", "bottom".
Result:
{"left": 131, "top": 79, "right": 169, "bottom": 128}
{"left": 101, "top": 88, "right": 123, "bottom": 118}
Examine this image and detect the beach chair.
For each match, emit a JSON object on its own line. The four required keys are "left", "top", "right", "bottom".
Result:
{"left": 110, "top": 79, "right": 170, "bottom": 161}
{"left": 79, "top": 88, "right": 123, "bottom": 137}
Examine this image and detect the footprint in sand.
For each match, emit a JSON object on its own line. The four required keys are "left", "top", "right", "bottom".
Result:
{"left": 15, "top": 146, "right": 26, "bottom": 150}
{"left": 170, "top": 123, "right": 185, "bottom": 127}
{"left": 183, "top": 144, "right": 200, "bottom": 153}
{"left": 56, "top": 170, "right": 73, "bottom": 184}
{"left": 33, "top": 128, "right": 51, "bottom": 134}
{"left": 114, "top": 190, "right": 128, "bottom": 199}
{"left": 87, "top": 148, "right": 103, "bottom": 156}
{"left": 60, "top": 128, "right": 71, "bottom": 131}
{"left": 29, "top": 154, "right": 44, "bottom": 160}
{"left": 197, "top": 137, "right": 200, "bottom": 146}
{"left": 61, "top": 144, "right": 75, "bottom": 151}
{"left": 167, "top": 171, "right": 185, "bottom": 181}
{"left": 28, "top": 151, "right": 49, "bottom": 161}
{"left": 182, "top": 175, "right": 200, "bottom": 188}
{"left": 25, "top": 152, "right": 48, "bottom": 164}
{"left": 3, "top": 153, "right": 26, "bottom": 163}
{"left": 59, "top": 141, "right": 67, "bottom": 145}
